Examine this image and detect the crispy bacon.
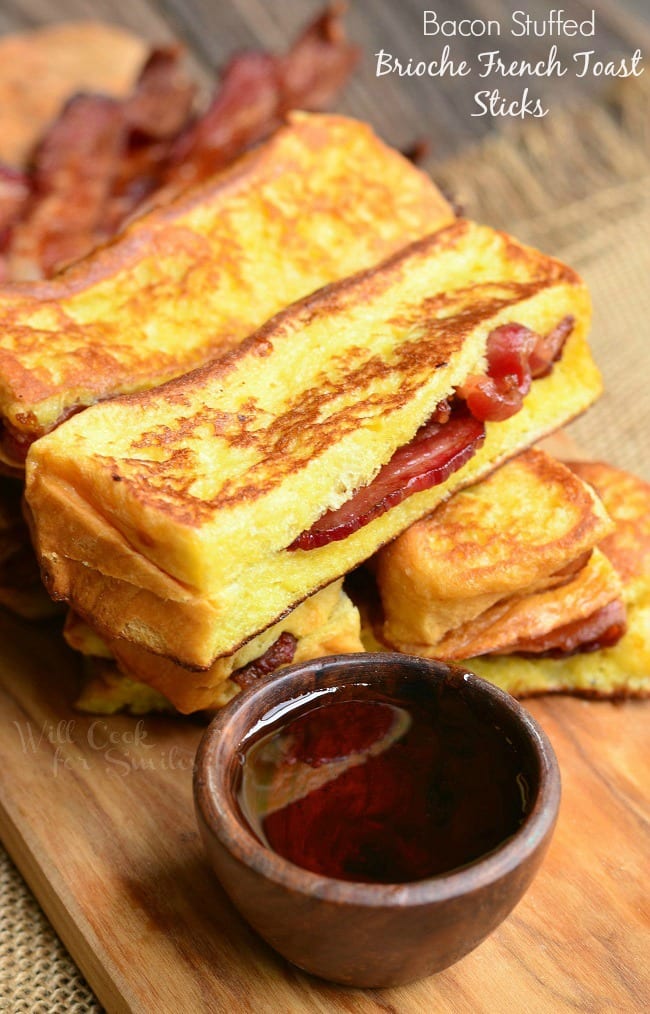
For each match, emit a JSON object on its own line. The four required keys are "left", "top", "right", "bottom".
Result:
{"left": 290, "top": 315, "right": 575, "bottom": 552}
{"left": 163, "top": 5, "right": 359, "bottom": 194}
{"left": 124, "top": 46, "right": 196, "bottom": 140}
{"left": 277, "top": 2, "right": 360, "bottom": 112}
{"left": 232, "top": 632, "right": 298, "bottom": 690}
{"left": 1, "top": 6, "right": 358, "bottom": 279}
{"left": 512, "top": 599, "right": 627, "bottom": 657}
{"left": 529, "top": 315, "right": 575, "bottom": 379}
{"left": 0, "top": 166, "right": 31, "bottom": 280}
{"left": 458, "top": 324, "right": 536, "bottom": 422}
{"left": 289, "top": 406, "right": 485, "bottom": 551}
{"left": 101, "top": 47, "right": 198, "bottom": 232}
{"left": 9, "top": 94, "right": 125, "bottom": 279}
{"left": 164, "top": 51, "right": 281, "bottom": 192}
{"left": 0, "top": 165, "right": 31, "bottom": 246}
{"left": 458, "top": 317, "right": 575, "bottom": 422}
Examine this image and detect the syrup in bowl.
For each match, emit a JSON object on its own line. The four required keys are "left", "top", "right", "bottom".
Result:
{"left": 235, "top": 676, "right": 532, "bottom": 884}
{"left": 195, "top": 654, "right": 560, "bottom": 986}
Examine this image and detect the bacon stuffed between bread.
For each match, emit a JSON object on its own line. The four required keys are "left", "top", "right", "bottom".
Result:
{"left": 373, "top": 449, "right": 619, "bottom": 655}
{"left": 0, "top": 112, "right": 454, "bottom": 474}
{"left": 465, "top": 461, "right": 650, "bottom": 698}
{"left": 66, "top": 580, "right": 362, "bottom": 714}
{"left": 26, "top": 218, "right": 601, "bottom": 671}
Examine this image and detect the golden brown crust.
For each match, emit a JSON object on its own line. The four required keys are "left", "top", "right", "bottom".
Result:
{"left": 27, "top": 218, "right": 592, "bottom": 558}
{"left": 68, "top": 581, "right": 363, "bottom": 713}
{"left": 0, "top": 112, "right": 453, "bottom": 451}
{"left": 567, "top": 461, "right": 650, "bottom": 583}
{"left": 27, "top": 322, "right": 601, "bottom": 668}
{"left": 459, "top": 461, "right": 650, "bottom": 699}
{"left": 375, "top": 448, "right": 614, "bottom": 649}
{"left": 407, "top": 549, "right": 622, "bottom": 660}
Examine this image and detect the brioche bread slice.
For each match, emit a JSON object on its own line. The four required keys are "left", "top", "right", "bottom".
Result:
{"left": 66, "top": 580, "right": 363, "bottom": 713}
{"left": 467, "top": 462, "right": 650, "bottom": 697}
{"left": 0, "top": 112, "right": 453, "bottom": 470}
{"left": 26, "top": 219, "right": 601, "bottom": 668}
{"left": 374, "top": 448, "right": 615, "bottom": 651}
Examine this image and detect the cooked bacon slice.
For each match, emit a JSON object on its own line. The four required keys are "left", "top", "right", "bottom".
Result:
{"left": 164, "top": 51, "right": 280, "bottom": 192}
{"left": 511, "top": 599, "right": 627, "bottom": 657}
{"left": 163, "top": 4, "right": 359, "bottom": 194}
{"left": 290, "top": 314, "right": 575, "bottom": 552}
{"left": 8, "top": 94, "right": 125, "bottom": 278}
{"left": 277, "top": 2, "right": 360, "bottom": 112}
{"left": 458, "top": 324, "right": 536, "bottom": 422}
{"left": 124, "top": 46, "right": 196, "bottom": 140}
{"left": 11, "top": 48, "right": 196, "bottom": 275}
{"left": 458, "top": 317, "right": 575, "bottom": 422}
{"left": 101, "top": 47, "right": 197, "bottom": 232}
{"left": 232, "top": 632, "right": 298, "bottom": 690}
{"left": 529, "top": 315, "right": 575, "bottom": 379}
{"left": 0, "top": 165, "right": 31, "bottom": 244}
{"left": 0, "top": 165, "right": 31, "bottom": 280}
{"left": 2, "top": 6, "right": 358, "bottom": 279}
{"left": 289, "top": 406, "right": 485, "bottom": 551}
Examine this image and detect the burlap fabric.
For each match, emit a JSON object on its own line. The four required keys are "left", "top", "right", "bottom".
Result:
{"left": 1, "top": 79, "right": 648, "bottom": 1012}
{"left": 436, "top": 75, "right": 650, "bottom": 480}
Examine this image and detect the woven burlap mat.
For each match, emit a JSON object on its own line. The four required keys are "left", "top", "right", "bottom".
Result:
{"left": 435, "top": 75, "right": 650, "bottom": 480}
{"left": 1, "top": 79, "right": 649, "bottom": 1013}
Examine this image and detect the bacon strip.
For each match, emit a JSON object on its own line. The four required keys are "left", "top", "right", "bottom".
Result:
{"left": 529, "top": 315, "right": 575, "bottom": 379}
{"left": 289, "top": 406, "right": 485, "bottom": 551}
{"left": 0, "top": 166, "right": 31, "bottom": 241}
{"left": 124, "top": 46, "right": 196, "bottom": 140}
{"left": 458, "top": 316, "right": 575, "bottom": 422}
{"left": 290, "top": 315, "right": 574, "bottom": 552}
{"left": 100, "top": 47, "right": 198, "bottom": 233}
{"left": 3, "top": 6, "right": 358, "bottom": 279}
{"left": 163, "top": 51, "right": 281, "bottom": 193}
{"left": 0, "top": 165, "right": 31, "bottom": 280}
{"left": 162, "top": 5, "right": 359, "bottom": 195}
{"left": 8, "top": 94, "right": 125, "bottom": 279}
{"left": 512, "top": 599, "right": 627, "bottom": 657}
{"left": 278, "top": 3, "right": 360, "bottom": 113}
{"left": 232, "top": 632, "right": 298, "bottom": 690}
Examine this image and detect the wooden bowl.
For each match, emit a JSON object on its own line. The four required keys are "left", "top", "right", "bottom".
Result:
{"left": 194, "top": 653, "right": 561, "bottom": 987}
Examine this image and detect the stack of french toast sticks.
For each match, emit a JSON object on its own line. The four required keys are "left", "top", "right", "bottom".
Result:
{"left": 1, "top": 35, "right": 649, "bottom": 714}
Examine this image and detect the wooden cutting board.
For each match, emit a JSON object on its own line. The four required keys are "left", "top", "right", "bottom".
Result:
{"left": 0, "top": 608, "right": 648, "bottom": 1013}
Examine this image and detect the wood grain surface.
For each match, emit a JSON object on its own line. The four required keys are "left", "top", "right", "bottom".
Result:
{"left": 0, "top": 610, "right": 648, "bottom": 1013}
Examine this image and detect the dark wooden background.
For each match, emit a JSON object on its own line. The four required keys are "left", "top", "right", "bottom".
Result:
{"left": 0, "top": 0, "right": 648, "bottom": 159}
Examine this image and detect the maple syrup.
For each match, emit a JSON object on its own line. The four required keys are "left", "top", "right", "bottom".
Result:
{"left": 236, "top": 677, "right": 532, "bottom": 884}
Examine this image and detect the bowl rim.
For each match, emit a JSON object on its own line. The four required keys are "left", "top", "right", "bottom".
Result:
{"left": 194, "top": 652, "right": 561, "bottom": 907}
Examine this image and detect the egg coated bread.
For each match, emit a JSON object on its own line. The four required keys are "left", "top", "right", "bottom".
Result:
{"left": 0, "top": 112, "right": 453, "bottom": 471}
{"left": 26, "top": 219, "right": 600, "bottom": 668}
